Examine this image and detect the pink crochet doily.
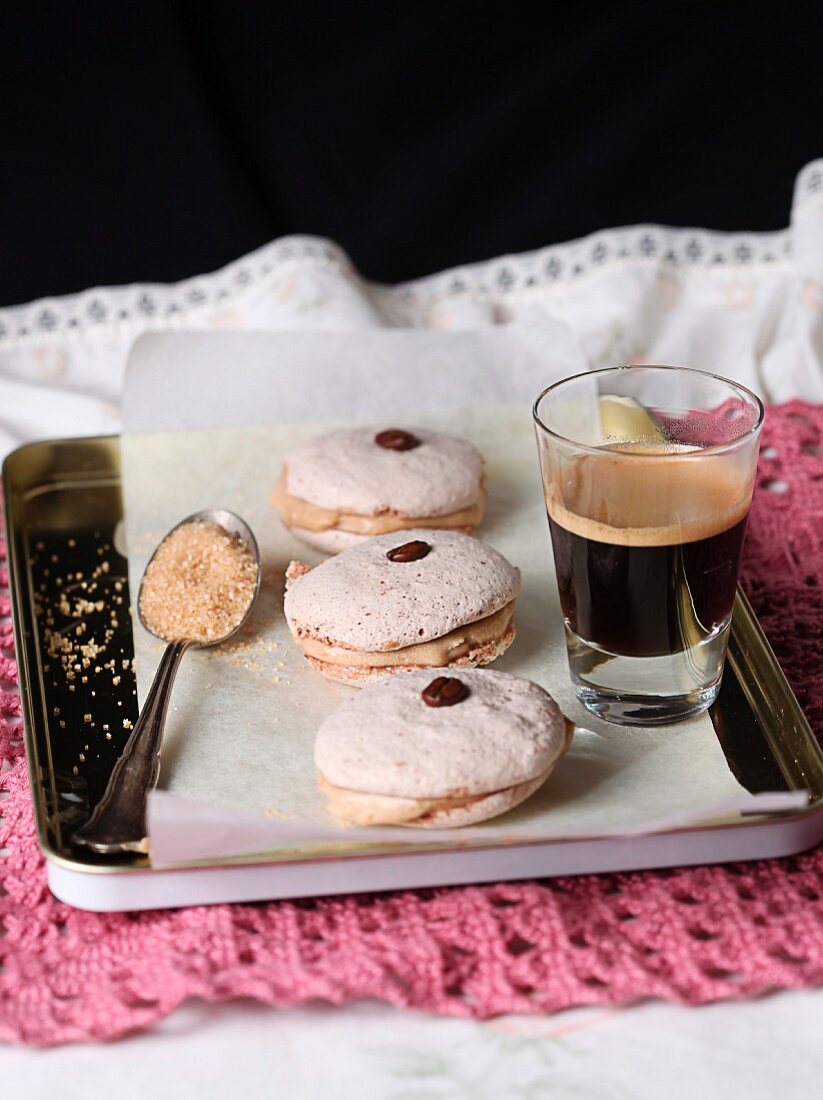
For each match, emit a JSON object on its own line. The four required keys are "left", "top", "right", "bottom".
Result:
{"left": 2, "top": 401, "right": 823, "bottom": 1047}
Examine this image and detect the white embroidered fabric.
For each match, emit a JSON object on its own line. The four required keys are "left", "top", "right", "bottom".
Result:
{"left": 1, "top": 159, "right": 821, "bottom": 460}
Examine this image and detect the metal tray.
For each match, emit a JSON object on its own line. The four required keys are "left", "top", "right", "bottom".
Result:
{"left": 5, "top": 436, "right": 823, "bottom": 912}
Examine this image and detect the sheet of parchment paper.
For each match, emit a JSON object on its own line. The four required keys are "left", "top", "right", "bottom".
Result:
{"left": 120, "top": 327, "right": 766, "bottom": 866}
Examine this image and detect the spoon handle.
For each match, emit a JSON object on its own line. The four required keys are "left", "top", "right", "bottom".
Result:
{"left": 72, "top": 640, "right": 191, "bottom": 855}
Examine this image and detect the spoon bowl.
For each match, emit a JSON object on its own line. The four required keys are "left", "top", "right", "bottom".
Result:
{"left": 137, "top": 508, "right": 262, "bottom": 645}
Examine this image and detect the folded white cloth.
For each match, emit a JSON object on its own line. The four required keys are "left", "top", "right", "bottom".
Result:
{"left": 1, "top": 159, "right": 822, "bottom": 460}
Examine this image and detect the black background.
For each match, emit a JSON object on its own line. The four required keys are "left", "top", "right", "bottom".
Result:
{"left": 3, "top": 1, "right": 820, "bottom": 306}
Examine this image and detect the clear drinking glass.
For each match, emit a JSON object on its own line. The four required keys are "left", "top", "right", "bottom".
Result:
{"left": 533, "top": 365, "right": 764, "bottom": 726}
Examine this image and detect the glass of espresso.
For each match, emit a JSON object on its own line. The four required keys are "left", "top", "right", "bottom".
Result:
{"left": 533, "top": 365, "right": 764, "bottom": 726}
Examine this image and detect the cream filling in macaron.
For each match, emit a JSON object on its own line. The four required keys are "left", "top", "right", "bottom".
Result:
{"left": 318, "top": 768, "right": 554, "bottom": 827}
{"left": 272, "top": 469, "right": 485, "bottom": 537}
{"left": 298, "top": 600, "right": 515, "bottom": 669}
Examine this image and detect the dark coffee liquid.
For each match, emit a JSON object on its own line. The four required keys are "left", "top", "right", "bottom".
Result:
{"left": 549, "top": 514, "right": 748, "bottom": 658}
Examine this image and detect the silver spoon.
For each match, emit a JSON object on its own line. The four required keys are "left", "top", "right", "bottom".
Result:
{"left": 73, "top": 509, "right": 262, "bottom": 856}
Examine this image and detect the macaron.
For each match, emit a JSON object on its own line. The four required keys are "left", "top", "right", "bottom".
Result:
{"left": 271, "top": 426, "right": 485, "bottom": 552}
{"left": 314, "top": 669, "right": 573, "bottom": 827}
{"left": 284, "top": 528, "right": 520, "bottom": 684}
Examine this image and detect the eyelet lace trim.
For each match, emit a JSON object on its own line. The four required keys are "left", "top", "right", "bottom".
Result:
{"left": 2, "top": 158, "right": 820, "bottom": 345}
